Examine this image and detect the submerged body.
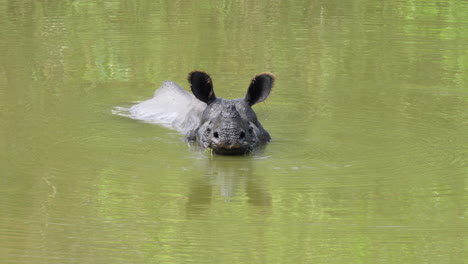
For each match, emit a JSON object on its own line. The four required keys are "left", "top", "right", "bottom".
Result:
{"left": 121, "top": 71, "right": 275, "bottom": 155}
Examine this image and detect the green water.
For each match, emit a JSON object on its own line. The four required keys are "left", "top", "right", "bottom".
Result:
{"left": 1, "top": 1, "right": 467, "bottom": 263}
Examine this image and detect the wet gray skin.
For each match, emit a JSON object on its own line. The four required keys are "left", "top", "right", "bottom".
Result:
{"left": 186, "top": 71, "right": 275, "bottom": 155}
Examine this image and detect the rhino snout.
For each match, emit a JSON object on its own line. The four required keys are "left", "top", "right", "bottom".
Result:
{"left": 212, "top": 127, "right": 247, "bottom": 144}
{"left": 209, "top": 127, "right": 251, "bottom": 154}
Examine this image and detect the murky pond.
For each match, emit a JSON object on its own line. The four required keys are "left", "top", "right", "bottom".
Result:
{"left": 1, "top": 1, "right": 467, "bottom": 263}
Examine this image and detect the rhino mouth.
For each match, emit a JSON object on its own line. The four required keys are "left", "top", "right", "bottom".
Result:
{"left": 212, "top": 146, "right": 250, "bottom": 155}
{"left": 210, "top": 142, "right": 251, "bottom": 155}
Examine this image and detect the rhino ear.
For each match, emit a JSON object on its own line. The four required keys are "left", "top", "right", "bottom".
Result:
{"left": 245, "top": 73, "right": 275, "bottom": 106}
{"left": 188, "top": 71, "right": 216, "bottom": 104}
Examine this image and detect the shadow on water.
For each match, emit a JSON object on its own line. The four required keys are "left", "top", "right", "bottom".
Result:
{"left": 186, "top": 155, "right": 272, "bottom": 216}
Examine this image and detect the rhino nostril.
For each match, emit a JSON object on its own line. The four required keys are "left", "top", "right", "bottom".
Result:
{"left": 239, "top": 131, "right": 245, "bottom": 139}
{"left": 213, "top": 132, "right": 219, "bottom": 138}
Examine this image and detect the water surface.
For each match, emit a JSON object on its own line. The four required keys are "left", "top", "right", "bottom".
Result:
{"left": 1, "top": 1, "right": 467, "bottom": 263}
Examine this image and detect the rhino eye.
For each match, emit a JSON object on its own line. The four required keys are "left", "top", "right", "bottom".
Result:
{"left": 206, "top": 128, "right": 211, "bottom": 133}
{"left": 248, "top": 127, "right": 254, "bottom": 134}
{"left": 240, "top": 131, "right": 245, "bottom": 139}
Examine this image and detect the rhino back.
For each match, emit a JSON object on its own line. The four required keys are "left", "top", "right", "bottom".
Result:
{"left": 127, "top": 81, "right": 206, "bottom": 134}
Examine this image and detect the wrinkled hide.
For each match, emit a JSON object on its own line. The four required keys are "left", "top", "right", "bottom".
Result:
{"left": 186, "top": 98, "right": 271, "bottom": 155}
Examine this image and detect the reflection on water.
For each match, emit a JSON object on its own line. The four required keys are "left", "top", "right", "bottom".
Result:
{"left": 187, "top": 157, "right": 271, "bottom": 216}
{"left": 1, "top": 0, "right": 467, "bottom": 263}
